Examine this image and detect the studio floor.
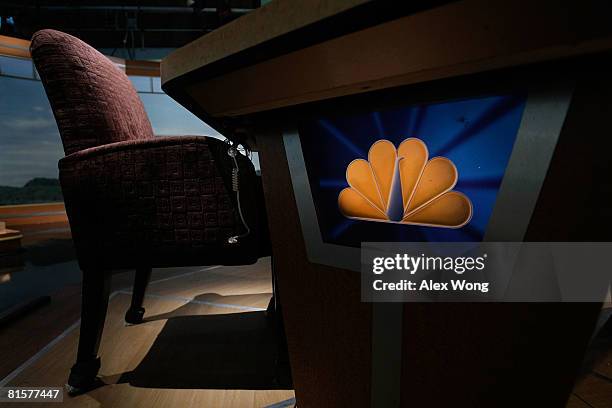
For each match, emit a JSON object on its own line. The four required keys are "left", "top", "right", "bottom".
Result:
{"left": 0, "top": 206, "right": 611, "bottom": 407}
{"left": 1, "top": 255, "right": 295, "bottom": 408}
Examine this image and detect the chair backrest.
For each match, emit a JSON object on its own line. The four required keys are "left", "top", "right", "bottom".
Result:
{"left": 30, "top": 29, "right": 154, "bottom": 156}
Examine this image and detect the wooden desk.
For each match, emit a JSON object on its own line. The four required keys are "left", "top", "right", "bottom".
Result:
{"left": 162, "top": 1, "right": 612, "bottom": 406}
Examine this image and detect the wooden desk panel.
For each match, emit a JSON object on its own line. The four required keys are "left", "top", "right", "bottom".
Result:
{"left": 161, "top": 2, "right": 612, "bottom": 406}
{"left": 161, "top": 0, "right": 370, "bottom": 84}
{"left": 164, "top": 0, "right": 612, "bottom": 119}
{"left": 257, "top": 129, "right": 372, "bottom": 408}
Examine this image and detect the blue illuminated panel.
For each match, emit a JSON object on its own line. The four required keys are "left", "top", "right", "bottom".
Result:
{"left": 299, "top": 93, "right": 527, "bottom": 246}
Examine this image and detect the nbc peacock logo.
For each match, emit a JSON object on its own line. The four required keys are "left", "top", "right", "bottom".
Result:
{"left": 338, "top": 138, "right": 473, "bottom": 228}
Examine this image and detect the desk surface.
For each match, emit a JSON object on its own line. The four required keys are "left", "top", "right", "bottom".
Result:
{"left": 161, "top": 0, "right": 370, "bottom": 84}
{"left": 161, "top": 0, "right": 460, "bottom": 120}
{"left": 162, "top": 0, "right": 612, "bottom": 121}
{"left": 159, "top": 3, "right": 612, "bottom": 406}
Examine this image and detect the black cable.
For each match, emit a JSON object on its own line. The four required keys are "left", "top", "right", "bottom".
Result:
{"left": 226, "top": 143, "right": 251, "bottom": 244}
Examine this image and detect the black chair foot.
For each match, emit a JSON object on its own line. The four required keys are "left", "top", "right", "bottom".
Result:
{"left": 66, "top": 357, "right": 101, "bottom": 395}
{"left": 124, "top": 306, "right": 145, "bottom": 325}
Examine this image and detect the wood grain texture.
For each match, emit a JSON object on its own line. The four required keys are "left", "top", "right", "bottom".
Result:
{"left": 565, "top": 394, "right": 593, "bottom": 408}
{"left": 161, "top": 3, "right": 612, "bottom": 405}
{"left": 0, "top": 34, "right": 30, "bottom": 59}
{"left": 592, "top": 346, "right": 612, "bottom": 381}
{"left": 161, "top": 0, "right": 370, "bottom": 83}
{"left": 250, "top": 63, "right": 612, "bottom": 407}
{"left": 0, "top": 266, "right": 217, "bottom": 382}
{"left": 257, "top": 129, "right": 372, "bottom": 408}
{"left": 0, "top": 203, "right": 65, "bottom": 216}
{"left": 572, "top": 374, "right": 612, "bottom": 408}
{"left": 4, "top": 258, "right": 294, "bottom": 408}
{"left": 0, "top": 203, "right": 67, "bottom": 231}
{"left": 125, "top": 60, "right": 160, "bottom": 77}
{"left": 0, "top": 284, "right": 81, "bottom": 380}
{"left": 167, "top": 0, "right": 612, "bottom": 117}
{"left": 394, "top": 61, "right": 611, "bottom": 408}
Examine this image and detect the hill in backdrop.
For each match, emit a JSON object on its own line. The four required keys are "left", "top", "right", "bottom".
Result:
{"left": 0, "top": 178, "right": 63, "bottom": 205}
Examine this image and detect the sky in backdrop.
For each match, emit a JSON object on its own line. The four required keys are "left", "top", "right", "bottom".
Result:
{"left": 0, "top": 74, "right": 236, "bottom": 187}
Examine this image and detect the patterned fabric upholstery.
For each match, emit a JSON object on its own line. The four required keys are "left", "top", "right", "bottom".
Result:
{"left": 59, "top": 137, "right": 264, "bottom": 269}
{"left": 30, "top": 29, "right": 268, "bottom": 270}
{"left": 31, "top": 29, "right": 154, "bottom": 155}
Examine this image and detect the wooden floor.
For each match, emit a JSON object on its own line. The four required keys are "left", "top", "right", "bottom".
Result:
{"left": 1, "top": 208, "right": 610, "bottom": 407}
{"left": 566, "top": 309, "right": 612, "bottom": 408}
{"left": 2, "top": 257, "right": 295, "bottom": 408}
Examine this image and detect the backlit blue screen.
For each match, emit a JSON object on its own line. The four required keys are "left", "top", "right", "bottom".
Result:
{"left": 299, "top": 93, "right": 527, "bottom": 246}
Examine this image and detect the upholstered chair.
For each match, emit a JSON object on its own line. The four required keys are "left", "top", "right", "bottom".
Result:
{"left": 30, "top": 29, "right": 271, "bottom": 393}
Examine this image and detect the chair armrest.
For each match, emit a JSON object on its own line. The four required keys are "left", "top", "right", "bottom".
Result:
{"left": 59, "top": 136, "right": 261, "bottom": 269}
{"left": 59, "top": 135, "right": 214, "bottom": 164}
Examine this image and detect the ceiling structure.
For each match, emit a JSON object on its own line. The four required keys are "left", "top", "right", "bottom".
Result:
{"left": 0, "top": 1, "right": 260, "bottom": 59}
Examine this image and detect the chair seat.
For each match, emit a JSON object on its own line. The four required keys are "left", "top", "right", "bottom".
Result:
{"left": 58, "top": 136, "right": 267, "bottom": 270}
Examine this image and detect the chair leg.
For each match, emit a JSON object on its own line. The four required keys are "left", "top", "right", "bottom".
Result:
{"left": 124, "top": 266, "right": 152, "bottom": 325}
{"left": 266, "top": 261, "right": 278, "bottom": 319}
{"left": 67, "top": 270, "right": 111, "bottom": 395}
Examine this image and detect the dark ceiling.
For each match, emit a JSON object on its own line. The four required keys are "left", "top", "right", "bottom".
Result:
{"left": 0, "top": 1, "right": 260, "bottom": 56}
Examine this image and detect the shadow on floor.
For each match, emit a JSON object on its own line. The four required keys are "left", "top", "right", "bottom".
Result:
{"left": 106, "top": 293, "right": 292, "bottom": 391}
